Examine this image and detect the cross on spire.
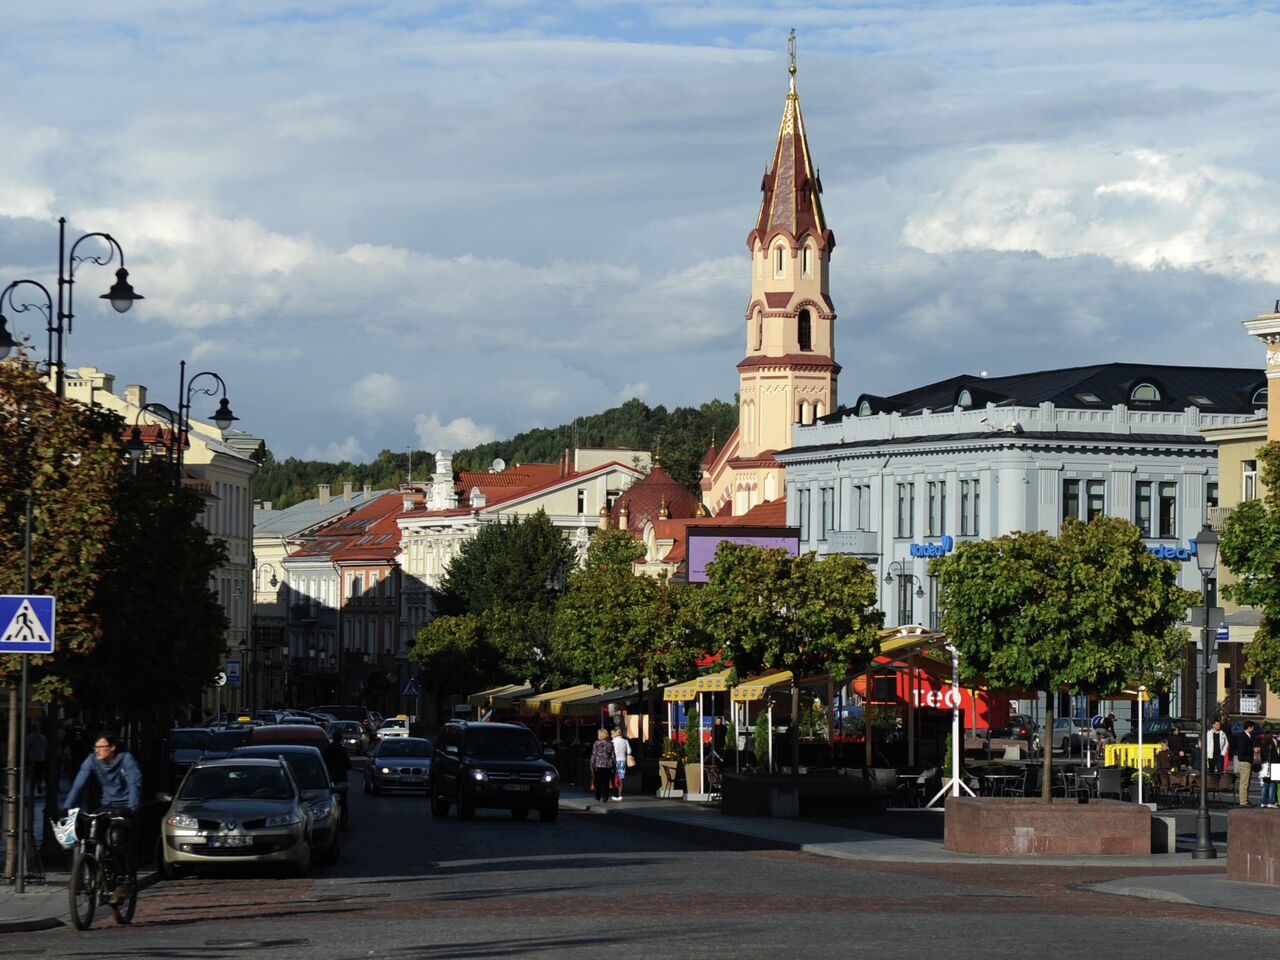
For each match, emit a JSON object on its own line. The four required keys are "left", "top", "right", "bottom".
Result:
{"left": 788, "top": 28, "right": 796, "bottom": 78}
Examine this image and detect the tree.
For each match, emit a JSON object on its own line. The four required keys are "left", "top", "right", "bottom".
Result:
{"left": 1220, "top": 442, "right": 1280, "bottom": 688}
{"left": 932, "top": 516, "right": 1197, "bottom": 801}
{"left": 551, "top": 529, "right": 702, "bottom": 738}
{"left": 695, "top": 544, "right": 883, "bottom": 773}
{"left": 412, "top": 511, "right": 575, "bottom": 699}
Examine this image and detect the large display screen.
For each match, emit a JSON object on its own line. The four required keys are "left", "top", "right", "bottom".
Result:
{"left": 687, "top": 526, "right": 801, "bottom": 583}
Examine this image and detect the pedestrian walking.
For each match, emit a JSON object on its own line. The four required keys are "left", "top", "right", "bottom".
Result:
{"left": 1231, "top": 720, "right": 1258, "bottom": 806}
{"left": 1259, "top": 730, "right": 1280, "bottom": 808}
{"left": 590, "top": 728, "right": 615, "bottom": 803}
{"left": 1206, "top": 719, "right": 1229, "bottom": 774}
{"left": 611, "top": 727, "right": 632, "bottom": 801}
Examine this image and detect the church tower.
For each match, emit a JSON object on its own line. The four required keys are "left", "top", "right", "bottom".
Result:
{"left": 703, "top": 33, "right": 840, "bottom": 516}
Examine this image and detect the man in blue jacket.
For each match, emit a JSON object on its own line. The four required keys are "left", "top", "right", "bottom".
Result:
{"left": 63, "top": 733, "right": 142, "bottom": 902}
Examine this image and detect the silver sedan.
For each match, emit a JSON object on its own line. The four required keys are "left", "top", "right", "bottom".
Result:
{"left": 366, "top": 737, "right": 433, "bottom": 794}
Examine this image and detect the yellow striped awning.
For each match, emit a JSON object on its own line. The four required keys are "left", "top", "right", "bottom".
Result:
{"left": 467, "top": 684, "right": 529, "bottom": 709}
{"left": 731, "top": 670, "right": 794, "bottom": 702}
{"left": 663, "top": 668, "right": 733, "bottom": 702}
{"left": 516, "top": 684, "right": 597, "bottom": 715}
{"left": 485, "top": 685, "right": 537, "bottom": 709}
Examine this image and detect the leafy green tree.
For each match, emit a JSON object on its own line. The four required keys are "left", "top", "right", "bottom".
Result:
{"left": 551, "top": 529, "right": 701, "bottom": 739}
{"left": 412, "top": 511, "right": 575, "bottom": 699}
{"left": 695, "top": 544, "right": 883, "bottom": 772}
{"left": 1221, "top": 442, "right": 1280, "bottom": 686}
{"left": 932, "top": 516, "right": 1197, "bottom": 801}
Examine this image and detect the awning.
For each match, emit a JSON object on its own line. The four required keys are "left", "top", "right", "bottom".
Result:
{"left": 731, "top": 671, "right": 793, "bottom": 702}
{"left": 487, "top": 685, "right": 537, "bottom": 709}
{"left": 550, "top": 686, "right": 637, "bottom": 717}
{"left": 467, "top": 684, "right": 533, "bottom": 709}
{"left": 878, "top": 625, "right": 947, "bottom": 658}
{"left": 663, "top": 668, "right": 733, "bottom": 701}
{"left": 517, "top": 684, "right": 597, "bottom": 715}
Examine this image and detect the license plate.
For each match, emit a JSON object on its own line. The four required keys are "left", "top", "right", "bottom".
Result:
{"left": 210, "top": 836, "right": 252, "bottom": 848}
{"left": 502, "top": 784, "right": 531, "bottom": 792}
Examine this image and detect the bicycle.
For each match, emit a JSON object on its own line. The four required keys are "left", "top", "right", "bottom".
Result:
{"left": 60, "top": 809, "right": 138, "bottom": 929}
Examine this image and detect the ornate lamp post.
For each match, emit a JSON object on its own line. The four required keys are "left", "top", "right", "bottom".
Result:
{"left": 0, "top": 218, "right": 142, "bottom": 397}
{"left": 884, "top": 559, "right": 925, "bottom": 624}
{"left": 1193, "top": 523, "right": 1220, "bottom": 860}
{"left": 175, "top": 361, "right": 238, "bottom": 491}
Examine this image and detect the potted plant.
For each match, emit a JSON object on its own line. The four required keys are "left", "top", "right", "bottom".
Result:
{"left": 754, "top": 710, "right": 772, "bottom": 772}
{"left": 683, "top": 705, "right": 703, "bottom": 797}
{"left": 659, "top": 737, "right": 681, "bottom": 797}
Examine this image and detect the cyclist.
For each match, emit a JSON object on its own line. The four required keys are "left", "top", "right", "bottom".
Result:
{"left": 61, "top": 733, "right": 142, "bottom": 903}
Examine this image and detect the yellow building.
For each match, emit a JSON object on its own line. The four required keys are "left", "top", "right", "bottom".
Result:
{"left": 702, "top": 53, "right": 838, "bottom": 517}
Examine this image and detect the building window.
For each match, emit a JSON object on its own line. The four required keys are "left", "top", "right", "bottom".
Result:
{"left": 1244, "top": 461, "right": 1258, "bottom": 501}
{"left": 774, "top": 246, "right": 785, "bottom": 278}
{"left": 798, "top": 400, "right": 809, "bottom": 424}
{"left": 1135, "top": 481, "right": 1152, "bottom": 537}
{"left": 959, "top": 479, "right": 979, "bottom": 536}
{"left": 798, "top": 309, "right": 812, "bottom": 351}
{"left": 798, "top": 487, "right": 810, "bottom": 541}
{"left": 853, "top": 483, "right": 872, "bottom": 531}
{"left": 896, "top": 482, "right": 915, "bottom": 539}
{"left": 576, "top": 489, "right": 585, "bottom": 514}
{"left": 1135, "top": 481, "right": 1176, "bottom": 537}
{"left": 897, "top": 576, "right": 914, "bottom": 627}
{"left": 1062, "top": 480, "right": 1080, "bottom": 522}
{"left": 1206, "top": 481, "right": 1219, "bottom": 510}
{"left": 349, "top": 574, "right": 362, "bottom": 599}
{"left": 1253, "top": 387, "right": 1268, "bottom": 407}
{"left": 1064, "top": 479, "right": 1106, "bottom": 521}
{"left": 926, "top": 481, "right": 947, "bottom": 537}
{"left": 1130, "top": 382, "right": 1161, "bottom": 402}
{"left": 820, "top": 487, "right": 834, "bottom": 541}
{"left": 956, "top": 388, "right": 974, "bottom": 409}
{"left": 751, "top": 311, "right": 762, "bottom": 351}
{"left": 1157, "top": 482, "right": 1176, "bottom": 538}
{"left": 802, "top": 245, "right": 813, "bottom": 278}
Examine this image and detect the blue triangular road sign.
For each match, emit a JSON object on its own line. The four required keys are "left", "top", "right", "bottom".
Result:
{"left": 0, "top": 595, "right": 56, "bottom": 654}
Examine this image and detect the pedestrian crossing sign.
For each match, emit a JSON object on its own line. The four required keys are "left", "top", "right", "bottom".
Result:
{"left": 0, "top": 595, "right": 55, "bottom": 654}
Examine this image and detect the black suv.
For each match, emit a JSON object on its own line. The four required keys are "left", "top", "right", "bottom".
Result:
{"left": 429, "top": 721, "right": 559, "bottom": 822}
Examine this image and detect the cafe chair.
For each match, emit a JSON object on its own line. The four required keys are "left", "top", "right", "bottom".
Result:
{"left": 1096, "top": 767, "right": 1124, "bottom": 800}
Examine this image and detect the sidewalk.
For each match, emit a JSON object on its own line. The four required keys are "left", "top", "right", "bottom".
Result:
{"left": 557, "top": 787, "right": 1280, "bottom": 916}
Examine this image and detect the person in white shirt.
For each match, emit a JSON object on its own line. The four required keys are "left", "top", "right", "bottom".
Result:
{"left": 610, "top": 728, "right": 631, "bottom": 801}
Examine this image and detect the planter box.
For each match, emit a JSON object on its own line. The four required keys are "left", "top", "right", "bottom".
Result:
{"left": 1228, "top": 808, "right": 1280, "bottom": 883}
{"left": 658, "top": 760, "right": 680, "bottom": 797}
{"left": 944, "top": 797, "right": 1150, "bottom": 856}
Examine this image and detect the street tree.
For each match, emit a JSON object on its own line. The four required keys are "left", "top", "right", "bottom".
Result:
{"left": 1220, "top": 441, "right": 1280, "bottom": 688}
{"left": 551, "top": 529, "right": 702, "bottom": 738}
{"left": 695, "top": 544, "right": 883, "bottom": 773}
{"left": 932, "top": 516, "right": 1197, "bottom": 801}
{"left": 412, "top": 511, "right": 575, "bottom": 699}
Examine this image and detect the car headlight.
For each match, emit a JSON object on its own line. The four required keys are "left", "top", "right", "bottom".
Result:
{"left": 380, "top": 767, "right": 392, "bottom": 774}
{"left": 471, "top": 768, "right": 488, "bottom": 782}
{"left": 311, "top": 801, "right": 333, "bottom": 823}
{"left": 265, "top": 814, "right": 301, "bottom": 828}
{"left": 166, "top": 814, "right": 199, "bottom": 829}
{"left": 542, "top": 770, "right": 558, "bottom": 783}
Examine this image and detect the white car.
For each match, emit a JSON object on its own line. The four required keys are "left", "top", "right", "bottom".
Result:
{"left": 376, "top": 717, "right": 410, "bottom": 739}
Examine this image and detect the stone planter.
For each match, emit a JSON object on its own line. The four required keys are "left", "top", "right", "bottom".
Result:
{"left": 683, "top": 762, "right": 704, "bottom": 798}
{"left": 659, "top": 760, "right": 680, "bottom": 797}
{"left": 944, "top": 796, "right": 1150, "bottom": 856}
{"left": 1228, "top": 808, "right": 1280, "bottom": 883}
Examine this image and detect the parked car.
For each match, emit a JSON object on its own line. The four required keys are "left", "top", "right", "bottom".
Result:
{"left": 429, "top": 721, "right": 559, "bottom": 822}
{"left": 331, "top": 720, "right": 369, "bottom": 755}
{"left": 1052, "top": 717, "right": 1097, "bottom": 753}
{"left": 376, "top": 716, "right": 410, "bottom": 740}
{"left": 164, "top": 728, "right": 213, "bottom": 787}
{"left": 158, "top": 758, "right": 313, "bottom": 879}
{"left": 366, "top": 737, "right": 433, "bottom": 794}
{"left": 1120, "top": 717, "right": 1202, "bottom": 744}
{"left": 989, "top": 714, "right": 1037, "bottom": 742}
{"left": 229, "top": 744, "right": 345, "bottom": 849}
{"left": 201, "top": 727, "right": 253, "bottom": 761}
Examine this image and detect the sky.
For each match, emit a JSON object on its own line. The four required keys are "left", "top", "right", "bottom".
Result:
{"left": 1, "top": 1, "right": 1277, "bottom": 462}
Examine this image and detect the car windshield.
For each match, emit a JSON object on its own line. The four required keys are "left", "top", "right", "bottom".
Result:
{"left": 207, "top": 730, "right": 251, "bottom": 752}
{"left": 465, "top": 728, "right": 541, "bottom": 760}
{"left": 335, "top": 722, "right": 360, "bottom": 734}
{"left": 180, "top": 765, "right": 292, "bottom": 800}
{"left": 378, "top": 739, "right": 431, "bottom": 758}
{"left": 234, "top": 751, "right": 330, "bottom": 789}
{"left": 379, "top": 719, "right": 406, "bottom": 729}
{"left": 170, "top": 730, "right": 212, "bottom": 750}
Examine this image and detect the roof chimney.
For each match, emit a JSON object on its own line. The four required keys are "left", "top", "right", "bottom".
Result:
{"left": 125, "top": 384, "right": 146, "bottom": 407}
{"left": 343, "top": 481, "right": 353, "bottom": 502}
{"left": 318, "top": 484, "right": 331, "bottom": 505}
{"left": 363, "top": 484, "right": 372, "bottom": 500}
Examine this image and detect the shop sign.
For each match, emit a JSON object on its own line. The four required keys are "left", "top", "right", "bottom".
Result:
{"left": 912, "top": 687, "right": 962, "bottom": 709}
{"left": 909, "top": 535, "right": 954, "bottom": 558}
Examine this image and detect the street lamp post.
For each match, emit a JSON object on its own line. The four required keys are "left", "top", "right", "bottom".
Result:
{"left": 0, "top": 218, "right": 142, "bottom": 397}
{"left": 1193, "top": 523, "right": 1220, "bottom": 860}
{"left": 175, "top": 361, "right": 238, "bottom": 491}
{"left": 884, "top": 560, "right": 926, "bottom": 624}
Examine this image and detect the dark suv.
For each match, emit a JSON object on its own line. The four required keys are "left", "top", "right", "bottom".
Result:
{"left": 429, "top": 721, "right": 559, "bottom": 822}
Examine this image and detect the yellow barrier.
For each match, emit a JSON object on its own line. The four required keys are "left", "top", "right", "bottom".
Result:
{"left": 1104, "top": 742, "right": 1160, "bottom": 769}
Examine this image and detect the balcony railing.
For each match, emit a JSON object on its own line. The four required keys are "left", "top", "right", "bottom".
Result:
{"left": 1207, "top": 506, "right": 1231, "bottom": 531}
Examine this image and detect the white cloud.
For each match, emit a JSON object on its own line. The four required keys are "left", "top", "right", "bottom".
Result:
{"left": 618, "top": 381, "right": 648, "bottom": 400}
{"left": 349, "top": 373, "right": 407, "bottom": 421}
{"left": 304, "top": 436, "right": 368, "bottom": 463}
{"left": 414, "top": 413, "right": 500, "bottom": 453}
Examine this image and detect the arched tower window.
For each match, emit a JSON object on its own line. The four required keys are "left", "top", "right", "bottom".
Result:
{"left": 814, "top": 400, "right": 825, "bottom": 419}
{"left": 755, "top": 242, "right": 763, "bottom": 279}
{"left": 802, "top": 244, "right": 813, "bottom": 278}
{"left": 751, "top": 309, "right": 762, "bottom": 351}
{"left": 774, "top": 245, "right": 786, "bottom": 278}
{"left": 798, "top": 309, "right": 812, "bottom": 351}
{"left": 797, "top": 400, "right": 809, "bottom": 424}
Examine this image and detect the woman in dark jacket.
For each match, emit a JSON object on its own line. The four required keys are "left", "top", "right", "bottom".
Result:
{"left": 1259, "top": 731, "right": 1280, "bottom": 808}
{"left": 590, "top": 728, "right": 615, "bottom": 802}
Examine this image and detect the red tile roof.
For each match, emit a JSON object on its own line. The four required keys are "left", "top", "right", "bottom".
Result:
{"left": 288, "top": 492, "right": 405, "bottom": 561}
{"left": 736, "top": 354, "right": 841, "bottom": 373}
{"left": 611, "top": 466, "right": 701, "bottom": 534}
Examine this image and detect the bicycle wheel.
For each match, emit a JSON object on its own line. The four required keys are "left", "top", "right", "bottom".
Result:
{"left": 69, "top": 849, "right": 98, "bottom": 930}
{"left": 109, "top": 856, "right": 138, "bottom": 925}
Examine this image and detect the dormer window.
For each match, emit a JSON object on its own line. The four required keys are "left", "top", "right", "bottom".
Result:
{"left": 1187, "top": 394, "right": 1214, "bottom": 408}
{"left": 957, "top": 388, "right": 974, "bottom": 408}
{"left": 798, "top": 309, "right": 812, "bottom": 351}
{"left": 858, "top": 400, "right": 873, "bottom": 417}
{"left": 1130, "top": 382, "right": 1161, "bottom": 402}
{"left": 1076, "top": 392, "right": 1102, "bottom": 405}
{"left": 1253, "top": 386, "right": 1268, "bottom": 406}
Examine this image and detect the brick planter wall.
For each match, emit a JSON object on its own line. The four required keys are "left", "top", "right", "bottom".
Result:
{"left": 1227, "top": 808, "right": 1280, "bottom": 883}
{"left": 944, "top": 796, "right": 1150, "bottom": 855}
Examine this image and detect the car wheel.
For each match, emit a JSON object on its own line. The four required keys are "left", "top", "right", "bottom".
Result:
{"left": 538, "top": 803, "right": 558, "bottom": 823}
{"left": 370, "top": 779, "right": 382, "bottom": 796}
{"left": 511, "top": 807, "right": 529, "bottom": 820}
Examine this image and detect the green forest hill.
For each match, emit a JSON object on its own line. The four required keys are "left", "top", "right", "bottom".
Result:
{"left": 255, "top": 397, "right": 739, "bottom": 511}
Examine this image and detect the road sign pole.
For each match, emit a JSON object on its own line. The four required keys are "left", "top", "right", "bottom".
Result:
{"left": 13, "top": 498, "right": 32, "bottom": 892}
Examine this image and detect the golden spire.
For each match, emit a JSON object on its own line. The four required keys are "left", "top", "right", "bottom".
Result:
{"left": 788, "top": 28, "right": 796, "bottom": 79}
